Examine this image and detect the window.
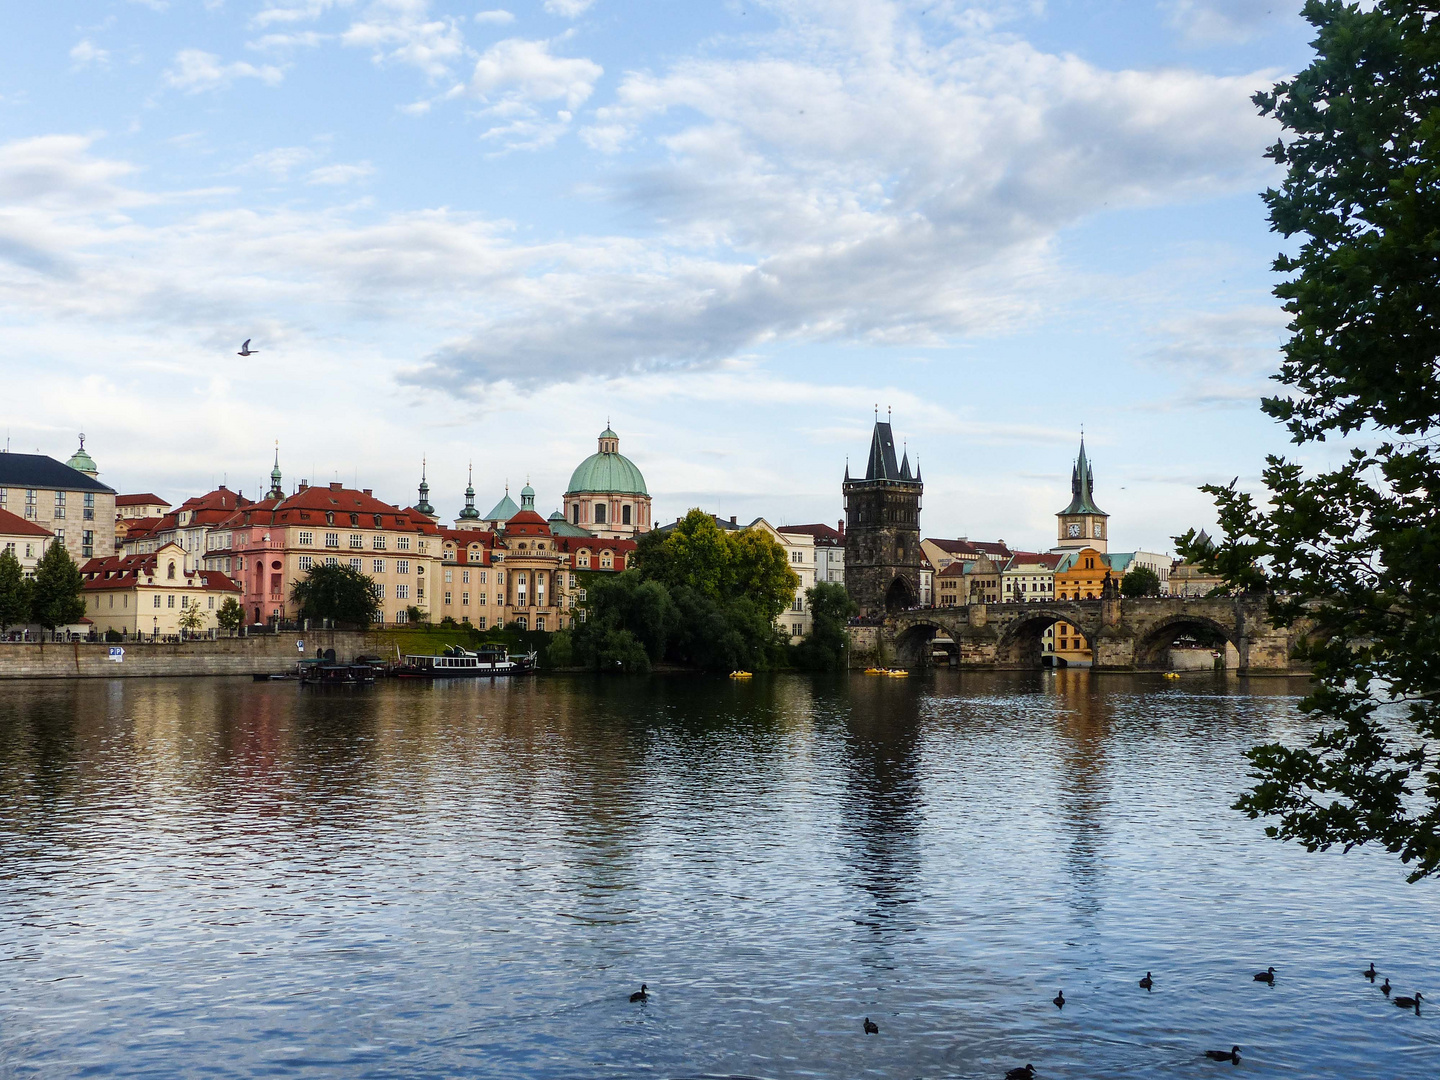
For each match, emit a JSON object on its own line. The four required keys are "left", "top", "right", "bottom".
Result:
{"left": 477, "top": 593, "right": 487, "bottom": 606}
{"left": 54, "top": 491, "right": 66, "bottom": 519}
{"left": 375, "top": 584, "right": 385, "bottom": 599}
{"left": 572, "top": 504, "right": 579, "bottom": 524}
{"left": 577, "top": 588, "right": 587, "bottom": 602}
{"left": 24, "top": 490, "right": 36, "bottom": 520}
{"left": 792, "top": 623, "right": 803, "bottom": 636}
{"left": 167, "top": 595, "right": 175, "bottom": 608}
{"left": 461, "top": 570, "right": 470, "bottom": 584}
{"left": 461, "top": 592, "right": 469, "bottom": 606}
{"left": 476, "top": 617, "right": 486, "bottom": 630}
{"left": 270, "top": 573, "right": 281, "bottom": 595}
{"left": 600, "top": 551, "right": 612, "bottom": 569}
{"left": 418, "top": 542, "right": 427, "bottom": 554}
{"left": 792, "top": 598, "right": 804, "bottom": 612}
{"left": 396, "top": 584, "right": 409, "bottom": 600}
{"left": 299, "top": 531, "right": 313, "bottom": 545}
{"left": 577, "top": 550, "right": 590, "bottom": 568}
{"left": 82, "top": 531, "right": 93, "bottom": 558}
{"left": 397, "top": 560, "right": 410, "bottom": 575}
{"left": 373, "top": 559, "right": 385, "bottom": 574}
{"left": 208, "top": 597, "right": 215, "bottom": 609}
{"left": 299, "top": 556, "right": 313, "bottom": 571}
{"left": 349, "top": 514, "right": 359, "bottom": 527}
{"left": 83, "top": 493, "right": 94, "bottom": 521}
{"left": 516, "top": 616, "right": 527, "bottom": 630}
{"left": 0, "top": 490, "right": 5, "bottom": 509}
{"left": 181, "top": 596, "right": 189, "bottom": 608}
{"left": 792, "top": 551, "right": 803, "bottom": 563}
{"left": 444, "top": 591, "right": 452, "bottom": 605}
{"left": 477, "top": 571, "right": 485, "bottom": 583}
{"left": 594, "top": 503, "right": 607, "bottom": 524}
{"left": 350, "top": 558, "right": 362, "bottom": 571}
{"left": 373, "top": 535, "right": 387, "bottom": 550}
{"left": 325, "top": 556, "right": 338, "bottom": 567}
{"left": 349, "top": 534, "right": 363, "bottom": 549}
{"left": 622, "top": 505, "right": 631, "bottom": 526}
{"left": 325, "top": 532, "right": 339, "bottom": 548}
{"left": 444, "top": 569, "right": 453, "bottom": 583}
{"left": 536, "top": 616, "right": 546, "bottom": 631}
{"left": 396, "top": 536, "right": 411, "bottom": 551}
{"left": 395, "top": 609, "right": 408, "bottom": 624}
{"left": 153, "top": 595, "right": 161, "bottom": 608}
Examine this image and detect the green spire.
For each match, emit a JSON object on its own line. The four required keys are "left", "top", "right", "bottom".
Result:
{"left": 458, "top": 464, "right": 481, "bottom": 520}
{"left": 268, "top": 442, "right": 284, "bottom": 500}
{"left": 415, "top": 457, "right": 434, "bottom": 516}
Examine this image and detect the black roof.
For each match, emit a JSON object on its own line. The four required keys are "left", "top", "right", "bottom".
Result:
{"left": 0, "top": 452, "right": 116, "bottom": 493}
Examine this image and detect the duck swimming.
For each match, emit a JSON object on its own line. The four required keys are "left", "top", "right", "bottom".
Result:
{"left": 629, "top": 984, "right": 648, "bottom": 1003}
{"left": 1364, "top": 962, "right": 1377, "bottom": 981}
{"left": 1053, "top": 990, "right": 1065, "bottom": 1009}
{"left": 1381, "top": 978, "right": 1392, "bottom": 997}
{"left": 1139, "top": 972, "right": 1154, "bottom": 990}
{"left": 1394, "top": 992, "right": 1423, "bottom": 1012}
{"left": 1004, "top": 1067, "right": 1035, "bottom": 1080}
{"left": 1253, "top": 966, "right": 1275, "bottom": 984}
{"left": 863, "top": 1017, "right": 879, "bottom": 1034}
{"left": 1204, "top": 1046, "right": 1241, "bottom": 1064}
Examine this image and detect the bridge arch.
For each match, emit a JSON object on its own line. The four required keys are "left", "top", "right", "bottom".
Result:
{"left": 1133, "top": 613, "right": 1238, "bottom": 670}
{"left": 885, "top": 575, "right": 916, "bottom": 614}
{"left": 893, "top": 619, "right": 958, "bottom": 667}
{"left": 996, "top": 607, "right": 1099, "bottom": 668}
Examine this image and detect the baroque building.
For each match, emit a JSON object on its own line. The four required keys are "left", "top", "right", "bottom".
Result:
{"left": 563, "top": 425, "right": 651, "bottom": 539}
{"left": 1055, "top": 436, "right": 1108, "bottom": 552}
{"left": 843, "top": 415, "right": 923, "bottom": 617}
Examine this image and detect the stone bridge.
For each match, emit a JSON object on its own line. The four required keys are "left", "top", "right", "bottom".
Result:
{"left": 856, "top": 595, "right": 1305, "bottom": 673}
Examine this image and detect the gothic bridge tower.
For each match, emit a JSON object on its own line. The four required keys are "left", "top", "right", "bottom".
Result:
{"left": 844, "top": 413, "right": 923, "bottom": 617}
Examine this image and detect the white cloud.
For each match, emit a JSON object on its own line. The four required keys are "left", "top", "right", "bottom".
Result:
{"left": 248, "top": 31, "right": 331, "bottom": 51}
{"left": 475, "top": 9, "right": 516, "bottom": 24}
{"left": 341, "top": 1, "right": 469, "bottom": 79}
{"left": 253, "top": 1, "right": 354, "bottom": 28}
{"left": 306, "top": 161, "right": 376, "bottom": 184}
{"left": 470, "top": 38, "right": 602, "bottom": 109}
{"left": 1166, "top": 0, "right": 1291, "bottom": 45}
{"left": 69, "top": 40, "right": 110, "bottom": 70}
{"left": 163, "top": 49, "right": 285, "bottom": 92}
{"left": 543, "top": 0, "right": 595, "bottom": 15}
{"left": 244, "top": 146, "right": 321, "bottom": 180}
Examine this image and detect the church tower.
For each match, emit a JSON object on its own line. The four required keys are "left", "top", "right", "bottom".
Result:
{"left": 843, "top": 412, "right": 923, "bottom": 617}
{"left": 1055, "top": 436, "right": 1108, "bottom": 552}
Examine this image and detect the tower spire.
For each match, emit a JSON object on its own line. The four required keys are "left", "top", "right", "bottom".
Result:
{"left": 268, "top": 440, "right": 284, "bottom": 500}
{"left": 458, "top": 462, "right": 480, "bottom": 520}
{"left": 415, "top": 456, "right": 434, "bottom": 517}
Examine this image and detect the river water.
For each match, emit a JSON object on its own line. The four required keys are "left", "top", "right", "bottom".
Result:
{"left": 1, "top": 671, "right": 1436, "bottom": 1079}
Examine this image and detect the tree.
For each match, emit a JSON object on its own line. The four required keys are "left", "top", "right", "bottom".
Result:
{"left": 290, "top": 563, "right": 381, "bottom": 628}
{"left": 216, "top": 596, "right": 244, "bottom": 635}
{"left": 177, "top": 599, "right": 206, "bottom": 636}
{"left": 30, "top": 542, "right": 85, "bottom": 631}
{"left": 1189, "top": 0, "right": 1440, "bottom": 880}
{"left": 725, "top": 527, "right": 802, "bottom": 622}
{"left": 546, "top": 629, "right": 574, "bottom": 668}
{"left": 794, "top": 580, "right": 859, "bottom": 671}
{"left": 1121, "top": 565, "right": 1161, "bottom": 598}
{"left": 0, "top": 548, "right": 31, "bottom": 631}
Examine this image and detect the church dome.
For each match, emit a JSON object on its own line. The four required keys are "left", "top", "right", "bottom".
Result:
{"left": 66, "top": 434, "right": 98, "bottom": 477}
{"left": 566, "top": 427, "right": 648, "bottom": 496}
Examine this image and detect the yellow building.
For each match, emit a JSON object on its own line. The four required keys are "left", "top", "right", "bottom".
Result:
{"left": 0, "top": 436, "right": 117, "bottom": 564}
{"left": 81, "top": 541, "right": 242, "bottom": 638}
{"left": 0, "top": 507, "right": 54, "bottom": 578}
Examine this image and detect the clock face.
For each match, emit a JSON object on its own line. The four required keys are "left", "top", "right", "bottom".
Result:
{"left": 1094, "top": 523, "right": 1104, "bottom": 539}
{"left": 1067, "top": 523, "right": 1081, "bottom": 538}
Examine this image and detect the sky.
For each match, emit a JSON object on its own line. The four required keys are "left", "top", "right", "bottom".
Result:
{"left": 0, "top": 0, "right": 1323, "bottom": 556}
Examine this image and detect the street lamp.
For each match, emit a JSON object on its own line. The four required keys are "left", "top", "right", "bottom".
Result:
{"left": 152, "top": 615, "right": 158, "bottom": 642}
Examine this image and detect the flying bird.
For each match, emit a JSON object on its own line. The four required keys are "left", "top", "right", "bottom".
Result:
{"left": 238, "top": 339, "right": 259, "bottom": 356}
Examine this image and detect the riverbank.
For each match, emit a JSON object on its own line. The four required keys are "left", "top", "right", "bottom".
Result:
{"left": 0, "top": 632, "right": 373, "bottom": 680}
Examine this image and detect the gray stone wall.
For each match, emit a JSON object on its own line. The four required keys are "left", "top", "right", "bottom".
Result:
{"left": 0, "top": 631, "right": 375, "bottom": 680}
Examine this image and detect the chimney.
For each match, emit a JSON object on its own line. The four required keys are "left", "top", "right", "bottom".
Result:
{"left": 299, "top": 480, "right": 308, "bottom": 491}
{"left": 330, "top": 482, "right": 343, "bottom": 491}
{"left": 730, "top": 515, "right": 737, "bottom": 525}
{"left": 838, "top": 519, "right": 844, "bottom": 536}
{"left": 363, "top": 488, "right": 372, "bottom": 496}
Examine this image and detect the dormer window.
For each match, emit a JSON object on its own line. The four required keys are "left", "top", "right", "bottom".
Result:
{"left": 349, "top": 514, "right": 359, "bottom": 527}
{"left": 326, "top": 512, "right": 335, "bottom": 525}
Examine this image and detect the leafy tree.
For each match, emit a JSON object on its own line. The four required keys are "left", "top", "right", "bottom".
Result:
{"left": 725, "top": 527, "right": 802, "bottom": 622}
{"left": 546, "top": 629, "right": 574, "bottom": 668}
{"left": 290, "top": 563, "right": 381, "bottom": 628}
{"left": 572, "top": 571, "right": 678, "bottom": 669}
{"left": 0, "top": 548, "right": 31, "bottom": 631}
{"left": 1120, "top": 565, "right": 1161, "bottom": 598}
{"left": 794, "top": 580, "right": 858, "bottom": 670}
{"left": 215, "top": 596, "right": 244, "bottom": 635}
{"left": 30, "top": 542, "right": 85, "bottom": 631}
{"left": 177, "top": 599, "right": 206, "bottom": 636}
{"left": 645, "top": 509, "right": 732, "bottom": 598}
{"left": 1188, "top": 0, "right": 1440, "bottom": 880}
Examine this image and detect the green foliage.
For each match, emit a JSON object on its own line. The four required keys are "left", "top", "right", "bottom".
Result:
{"left": 406, "top": 605, "right": 428, "bottom": 625}
{"left": 290, "top": 563, "right": 381, "bottom": 628}
{"left": 0, "top": 548, "right": 31, "bottom": 630}
{"left": 793, "top": 580, "right": 858, "bottom": 671}
{"left": 177, "top": 600, "right": 206, "bottom": 634}
{"left": 545, "top": 629, "right": 574, "bottom": 668}
{"left": 30, "top": 542, "right": 85, "bottom": 630}
{"left": 1120, "top": 565, "right": 1161, "bottom": 598}
{"left": 104, "top": 628, "right": 123, "bottom": 642}
{"left": 576, "top": 511, "right": 800, "bottom": 672}
{"left": 1194, "top": 0, "right": 1440, "bottom": 880}
{"left": 215, "top": 596, "right": 244, "bottom": 635}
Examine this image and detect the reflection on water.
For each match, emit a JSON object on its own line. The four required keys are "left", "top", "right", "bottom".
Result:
{"left": 1, "top": 671, "right": 1438, "bottom": 1079}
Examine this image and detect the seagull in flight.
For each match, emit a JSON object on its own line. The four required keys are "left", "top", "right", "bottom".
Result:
{"left": 238, "top": 339, "right": 259, "bottom": 356}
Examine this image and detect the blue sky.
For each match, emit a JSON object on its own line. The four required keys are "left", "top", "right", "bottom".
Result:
{"left": 1, "top": 1, "right": 1321, "bottom": 554}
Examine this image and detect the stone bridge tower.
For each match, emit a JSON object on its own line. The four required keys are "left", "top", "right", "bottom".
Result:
{"left": 844, "top": 413, "right": 923, "bottom": 617}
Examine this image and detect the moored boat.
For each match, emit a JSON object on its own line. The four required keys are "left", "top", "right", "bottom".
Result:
{"left": 393, "top": 644, "right": 536, "bottom": 678}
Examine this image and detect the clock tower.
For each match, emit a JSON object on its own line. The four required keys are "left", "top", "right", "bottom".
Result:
{"left": 1055, "top": 436, "right": 1108, "bottom": 553}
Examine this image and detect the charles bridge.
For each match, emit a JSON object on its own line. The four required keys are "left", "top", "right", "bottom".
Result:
{"left": 849, "top": 594, "right": 1306, "bottom": 674}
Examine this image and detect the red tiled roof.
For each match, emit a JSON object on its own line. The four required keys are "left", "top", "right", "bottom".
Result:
{"left": 81, "top": 545, "right": 239, "bottom": 593}
{"left": 116, "top": 493, "right": 169, "bottom": 508}
{"left": 1004, "top": 552, "right": 1063, "bottom": 571}
{"left": 783, "top": 523, "right": 844, "bottom": 546}
{"left": 926, "top": 538, "right": 977, "bottom": 555}
{"left": 937, "top": 562, "right": 968, "bottom": 578}
{"left": 0, "top": 506, "right": 54, "bottom": 538}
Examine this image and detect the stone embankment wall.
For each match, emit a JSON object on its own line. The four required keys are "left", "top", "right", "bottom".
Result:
{"left": 0, "top": 632, "right": 376, "bottom": 680}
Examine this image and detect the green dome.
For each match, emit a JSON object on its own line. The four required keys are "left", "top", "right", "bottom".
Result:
{"left": 567, "top": 452, "right": 647, "bottom": 495}
{"left": 66, "top": 435, "right": 97, "bottom": 475}
{"left": 567, "top": 427, "right": 647, "bottom": 495}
